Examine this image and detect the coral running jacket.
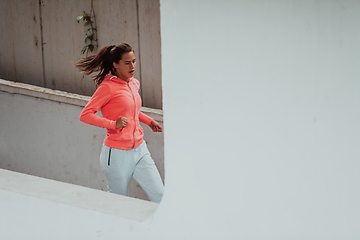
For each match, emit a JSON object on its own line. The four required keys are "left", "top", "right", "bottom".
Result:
{"left": 79, "top": 75, "right": 153, "bottom": 150}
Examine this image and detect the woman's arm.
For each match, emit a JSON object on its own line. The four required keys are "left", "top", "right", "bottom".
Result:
{"left": 139, "top": 112, "right": 162, "bottom": 132}
{"left": 79, "top": 84, "right": 117, "bottom": 129}
{"left": 139, "top": 112, "right": 152, "bottom": 126}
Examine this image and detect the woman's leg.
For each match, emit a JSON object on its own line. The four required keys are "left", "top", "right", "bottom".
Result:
{"left": 100, "top": 144, "right": 135, "bottom": 196}
{"left": 132, "top": 142, "right": 164, "bottom": 203}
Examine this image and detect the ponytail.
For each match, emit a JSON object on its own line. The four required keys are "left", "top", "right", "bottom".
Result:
{"left": 74, "top": 43, "right": 134, "bottom": 86}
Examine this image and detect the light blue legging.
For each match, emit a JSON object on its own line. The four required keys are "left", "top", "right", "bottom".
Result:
{"left": 100, "top": 141, "right": 164, "bottom": 203}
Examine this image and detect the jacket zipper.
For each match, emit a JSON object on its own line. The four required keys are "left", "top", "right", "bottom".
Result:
{"left": 108, "top": 147, "right": 112, "bottom": 166}
{"left": 128, "top": 81, "right": 137, "bottom": 149}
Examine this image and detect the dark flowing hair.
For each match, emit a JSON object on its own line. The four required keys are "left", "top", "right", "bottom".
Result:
{"left": 74, "top": 43, "right": 134, "bottom": 86}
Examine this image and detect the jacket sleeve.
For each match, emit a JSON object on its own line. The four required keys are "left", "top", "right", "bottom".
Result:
{"left": 139, "top": 112, "right": 153, "bottom": 126}
{"left": 133, "top": 78, "right": 153, "bottom": 126}
{"left": 79, "top": 84, "right": 117, "bottom": 129}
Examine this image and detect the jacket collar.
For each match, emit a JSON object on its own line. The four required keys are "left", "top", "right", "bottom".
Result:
{"left": 105, "top": 75, "right": 132, "bottom": 84}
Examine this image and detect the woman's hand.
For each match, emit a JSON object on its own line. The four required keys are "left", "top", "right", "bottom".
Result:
{"left": 150, "top": 120, "right": 162, "bottom": 132}
{"left": 116, "top": 117, "right": 128, "bottom": 129}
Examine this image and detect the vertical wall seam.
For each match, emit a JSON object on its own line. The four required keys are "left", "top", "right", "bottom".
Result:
{"left": 136, "top": 0, "right": 143, "bottom": 97}
{"left": 38, "top": 0, "right": 46, "bottom": 88}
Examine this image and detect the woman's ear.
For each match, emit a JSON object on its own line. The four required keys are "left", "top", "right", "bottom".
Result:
{"left": 112, "top": 62, "right": 118, "bottom": 69}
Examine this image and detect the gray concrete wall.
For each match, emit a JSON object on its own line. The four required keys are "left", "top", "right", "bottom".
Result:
{"left": 0, "top": 0, "right": 44, "bottom": 86}
{"left": 0, "top": 79, "right": 164, "bottom": 201}
{"left": 0, "top": 0, "right": 162, "bottom": 109}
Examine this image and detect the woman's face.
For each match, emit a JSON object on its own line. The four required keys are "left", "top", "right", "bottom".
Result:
{"left": 113, "top": 51, "right": 136, "bottom": 82}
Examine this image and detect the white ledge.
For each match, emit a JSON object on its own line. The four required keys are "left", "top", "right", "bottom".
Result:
{"left": 0, "top": 79, "right": 163, "bottom": 117}
{"left": 0, "top": 169, "right": 159, "bottom": 221}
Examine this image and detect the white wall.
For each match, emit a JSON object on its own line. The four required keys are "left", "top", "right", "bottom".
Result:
{"left": 161, "top": 0, "right": 360, "bottom": 238}
{"left": 1, "top": 1, "right": 360, "bottom": 239}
